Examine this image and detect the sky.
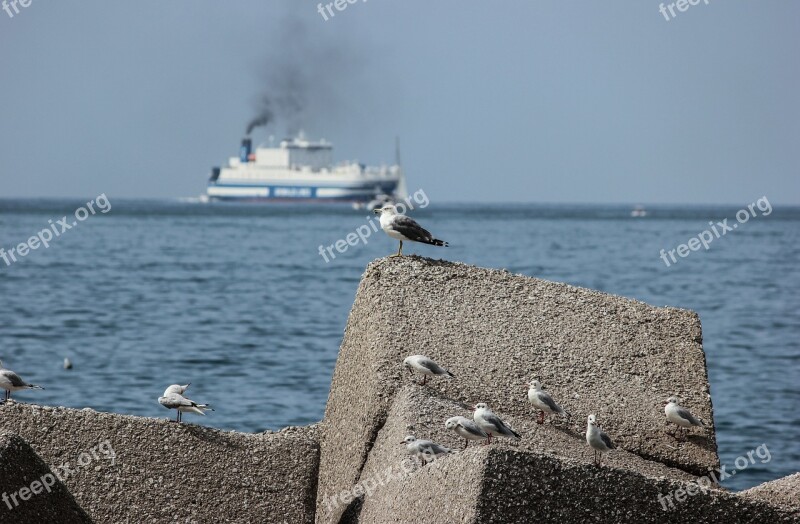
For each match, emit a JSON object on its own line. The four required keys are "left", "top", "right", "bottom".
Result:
{"left": 0, "top": 1, "right": 798, "bottom": 204}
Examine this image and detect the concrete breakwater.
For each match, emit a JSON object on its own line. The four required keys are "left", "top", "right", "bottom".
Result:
{"left": 1, "top": 256, "right": 797, "bottom": 523}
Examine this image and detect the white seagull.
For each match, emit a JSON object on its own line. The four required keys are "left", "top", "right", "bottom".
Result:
{"left": 527, "top": 380, "right": 569, "bottom": 424}
{"left": 586, "top": 414, "right": 616, "bottom": 466}
{"left": 403, "top": 355, "right": 454, "bottom": 385}
{"left": 664, "top": 396, "right": 705, "bottom": 440}
{"left": 158, "top": 384, "right": 213, "bottom": 423}
{"left": 445, "top": 416, "right": 489, "bottom": 449}
{"left": 373, "top": 204, "right": 448, "bottom": 257}
{"left": 472, "top": 402, "right": 521, "bottom": 444}
{"left": 400, "top": 435, "right": 454, "bottom": 464}
{"left": 0, "top": 360, "right": 44, "bottom": 402}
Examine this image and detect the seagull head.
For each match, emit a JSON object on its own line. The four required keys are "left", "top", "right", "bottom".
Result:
{"left": 401, "top": 435, "right": 416, "bottom": 445}
{"left": 528, "top": 379, "right": 542, "bottom": 391}
{"left": 587, "top": 414, "right": 597, "bottom": 427}
{"left": 665, "top": 396, "right": 679, "bottom": 407}
{"left": 473, "top": 402, "right": 488, "bottom": 412}
{"left": 373, "top": 204, "right": 398, "bottom": 216}
{"left": 444, "top": 417, "right": 461, "bottom": 430}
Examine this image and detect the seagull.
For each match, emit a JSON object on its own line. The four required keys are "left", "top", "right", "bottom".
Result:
{"left": 527, "top": 380, "right": 569, "bottom": 424}
{"left": 403, "top": 355, "right": 454, "bottom": 385}
{"left": 664, "top": 396, "right": 705, "bottom": 440}
{"left": 158, "top": 384, "right": 213, "bottom": 423}
{"left": 472, "top": 402, "right": 521, "bottom": 444}
{"left": 586, "top": 414, "right": 615, "bottom": 466}
{"left": 373, "top": 204, "right": 448, "bottom": 257}
{"left": 400, "top": 435, "right": 454, "bottom": 464}
{"left": 63, "top": 358, "right": 73, "bottom": 370}
{"left": 0, "top": 360, "right": 44, "bottom": 403}
{"left": 445, "top": 416, "right": 489, "bottom": 449}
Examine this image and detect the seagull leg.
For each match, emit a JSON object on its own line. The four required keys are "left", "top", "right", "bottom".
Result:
{"left": 391, "top": 241, "right": 403, "bottom": 258}
{"left": 537, "top": 411, "right": 545, "bottom": 424}
{"left": 464, "top": 439, "right": 468, "bottom": 450}
{"left": 421, "top": 375, "right": 427, "bottom": 386}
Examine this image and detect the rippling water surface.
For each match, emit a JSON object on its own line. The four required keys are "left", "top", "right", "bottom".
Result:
{"left": 0, "top": 199, "right": 797, "bottom": 490}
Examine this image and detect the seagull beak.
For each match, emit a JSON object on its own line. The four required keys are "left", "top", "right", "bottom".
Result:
{"left": 399, "top": 441, "right": 406, "bottom": 444}
{"left": 373, "top": 209, "right": 381, "bottom": 215}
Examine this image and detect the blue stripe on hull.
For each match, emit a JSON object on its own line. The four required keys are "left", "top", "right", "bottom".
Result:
{"left": 207, "top": 182, "right": 399, "bottom": 202}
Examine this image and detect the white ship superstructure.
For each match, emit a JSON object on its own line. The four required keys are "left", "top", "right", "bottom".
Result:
{"left": 207, "top": 134, "right": 405, "bottom": 203}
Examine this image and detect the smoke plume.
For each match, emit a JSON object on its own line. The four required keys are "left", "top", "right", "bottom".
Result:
{"left": 246, "top": 7, "right": 368, "bottom": 137}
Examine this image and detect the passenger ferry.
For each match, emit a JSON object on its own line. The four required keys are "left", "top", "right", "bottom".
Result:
{"left": 207, "top": 133, "right": 406, "bottom": 203}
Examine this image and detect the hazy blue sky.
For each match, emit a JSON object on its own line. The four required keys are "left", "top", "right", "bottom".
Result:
{"left": 1, "top": 1, "right": 798, "bottom": 204}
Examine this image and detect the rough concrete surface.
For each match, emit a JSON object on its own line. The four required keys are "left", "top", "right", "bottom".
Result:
{"left": 0, "top": 403, "right": 319, "bottom": 523}
{"left": 345, "top": 386, "right": 796, "bottom": 523}
{"left": 740, "top": 472, "right": 800, "bottom": 516}
{"left": 0, "top": 431, "right": 91, "bottom": 524}
{"left": 317, "top": 256, "right": 718, "bottom": 523}
{"left": 356, "top": 446, "right": 798, "bottom": 524}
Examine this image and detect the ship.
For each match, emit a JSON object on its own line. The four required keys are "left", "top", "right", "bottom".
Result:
{"left": 207, "top": 133, "right": 406, "bottom": 203}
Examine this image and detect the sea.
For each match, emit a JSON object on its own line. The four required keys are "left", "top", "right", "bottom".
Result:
{"left": 0, "top": 198, "right": 797, "bottom": 491}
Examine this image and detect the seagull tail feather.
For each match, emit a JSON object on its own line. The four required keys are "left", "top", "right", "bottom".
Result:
{"left": 28, "top": 384, "right": 44, "bottom": 390}
{"left": 420, "top": 237, "right": 448, "bottom": 247}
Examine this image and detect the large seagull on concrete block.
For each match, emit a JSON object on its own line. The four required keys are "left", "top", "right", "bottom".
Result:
{"left": 373, "top": 204, "right": 448, "bottom": 257}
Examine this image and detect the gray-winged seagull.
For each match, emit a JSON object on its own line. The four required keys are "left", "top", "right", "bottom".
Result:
{"left": 373, "top": 204, "right": 448, "bottom": 257}
{"left": 473, "top": 402, "right": 521, "bottom": 444}
{"left": 445, "top": 416, "right": 489, "bottom": 449}
{"left": 527, "top": 380, "right": 569, "bottom": 424}
{"left": 664, "top": 396, "right": 705, "bottom": 440}
{"left": 401, "top": 435, "right": 454, "bottom": 465}
{"left": 586, "top": 414, "right": 615, "bottom": 466}
{"left": 158, "top": 384, "right": 213, "bottom": 423}
{"left": 0, "top": 360, "right": 44, "bottom": 402}
{"left": 403, "top": 355, "right": 454, "bottom": 385}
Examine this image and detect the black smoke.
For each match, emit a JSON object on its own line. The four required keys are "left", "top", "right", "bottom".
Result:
{"left": 245, "top": 7, "right": 369, "bottom": 137}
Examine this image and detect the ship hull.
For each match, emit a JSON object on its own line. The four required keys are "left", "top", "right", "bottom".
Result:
{"left": 206, "top": 180, "right": 401, "bottom": 202}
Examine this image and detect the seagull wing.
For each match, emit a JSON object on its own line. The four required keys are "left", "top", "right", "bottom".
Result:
{"left": 421, "top": 442, "right": 452, "bottom": 455}
{"left": 600, "top": 430, "right": 615, "bottom": 450}
{"left": 536, "top": 391, "right": 562, "bottom": 413}
{"left": 675, "top": 406, "right": 703, "bottom": 426}
{"left": 0, "top": 370, "right": 27, "bottom": 388}
{"left": 417, "top": 357, "right": 454, "bottom": 377}
{"left": 484, "top": 413, "right": 521, "bottom": 439}
{"left": 459, "top": 420, "right": 488, "bottom": 438}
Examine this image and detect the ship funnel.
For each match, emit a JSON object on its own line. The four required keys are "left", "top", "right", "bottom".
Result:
{"left": 240, "top": 138, "right": 252, "bottom": 163}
